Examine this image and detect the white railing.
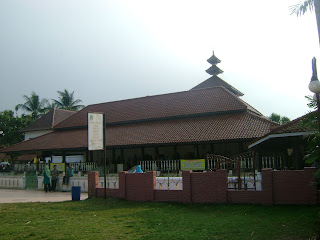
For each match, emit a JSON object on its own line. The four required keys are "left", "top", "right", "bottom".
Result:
{"left": 227, "top": 171, "right": 262, "bottom": 191}
{"left": 261, "top": 156, "right": 283, "bottom": 169}
{"left": 156, "top": 177, "right": 183, "bottom": 190}
{"left": 37, "top": 176, "right": 88, "bottom": 192}
{"left": 0, "top": 175, "right": 25, "bottom": 189}
{"left": 13, "top": 162, "right": 97, "bottom": 173}
{"left": 70, "top": 162, "right": 97, "bottom": 172}
{"left": 98, "top": 176, "right": 119, "bottom": 189}
{"left": 0, "top": 174, "right": 88, "bottom": 192}
{"left": 14, "top": 164, "right": 45, "bottom": 172}
{"left": 140, "top": 160, "right": 180, "bottom": 171}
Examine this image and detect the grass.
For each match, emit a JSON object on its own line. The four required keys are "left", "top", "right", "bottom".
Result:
{"left": 0, "top": 198, "right": 319, "bottom": 240}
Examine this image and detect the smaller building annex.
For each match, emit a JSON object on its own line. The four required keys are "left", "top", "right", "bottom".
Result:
{"left": 249, "top": 112, "right": 315, "bottom": 170}
{"left": 21, "top": 108, "right": 76, "bottom": 141}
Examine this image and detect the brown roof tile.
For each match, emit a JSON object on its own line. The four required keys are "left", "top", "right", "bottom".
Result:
{"left": 269, "top": 112, "right": 315, "bottom": 134}
{"left": 54, "top": 87, "right": 254, "bottom": 129}
{"left": 191, "top": 76, "right": 244, "bottom": 96}
{"left": 1, "top": 112, "right": 274, "bottom": 153}
{"left": 21, "top": 109, "right": 76, "bottom": 132}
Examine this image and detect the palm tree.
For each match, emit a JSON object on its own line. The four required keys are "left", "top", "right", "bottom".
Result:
{"left": 53, "top": 89, "right": 84, "bottom": 111}
{"left": 44, "top": 102, "right": 57, "bottom": 112}
{"left": 15, "top": 92, "right": 49, "bottom": 119}
{"left": 290, "top": 0, "right": 320, "bottom": 46}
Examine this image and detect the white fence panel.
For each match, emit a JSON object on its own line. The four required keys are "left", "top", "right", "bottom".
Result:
{"left": 0, "top": 176, "right": 25, "bottom": 189}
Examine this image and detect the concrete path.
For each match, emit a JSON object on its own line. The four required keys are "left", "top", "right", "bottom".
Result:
{"left": 0, "top": 189, "right": 88, "bottom": 203}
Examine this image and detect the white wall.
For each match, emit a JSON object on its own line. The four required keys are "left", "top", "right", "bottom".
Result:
{"left": 50, "top": 155, "right": 84, "bottom": 163}
{"left": 25, "top": 130, "right": 52, "bottom": 141}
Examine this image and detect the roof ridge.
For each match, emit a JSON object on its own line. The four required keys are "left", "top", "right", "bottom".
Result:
{"left": 52, "top": 108, "right": 56, "bottom": 128}
{"left": 86, "top": 86, "right": 230, "bottom": 108}
{"left": 246, "top": 110, "right": 277, "bottom": 125}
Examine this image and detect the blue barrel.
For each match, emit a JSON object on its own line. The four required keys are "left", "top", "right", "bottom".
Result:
{"left": 72, "top": 186, "right": 81, "bottom": 201}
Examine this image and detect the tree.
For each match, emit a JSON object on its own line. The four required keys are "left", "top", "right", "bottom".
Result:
{"left": 0, "top": 110, "right": 33, "bottom": 147}
{"left": 45, "top": 102, "right": 57, "bottom": 112}
{"left": 301, "top": 96, "right": 320, "bottom": 164}
{"left": 15, "top": 92, "right": 48, "bottom": 119}
{"left": 52, "top": 89, "right": 84, "bottom": 111}
{"left": 290, "top": 0, "right": 320, "bottom": 46}
{"left": 268, "top": 113, "right": 291, "bottom": 124}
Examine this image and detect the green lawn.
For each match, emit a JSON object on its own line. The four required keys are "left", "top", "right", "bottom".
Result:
{"left": 0, "top": 198, "right": 319, "bottom": 240}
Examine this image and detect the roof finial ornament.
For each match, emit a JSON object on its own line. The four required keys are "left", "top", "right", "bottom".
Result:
{"left": 206, "top": 50, "right": 223, "bottom": 76}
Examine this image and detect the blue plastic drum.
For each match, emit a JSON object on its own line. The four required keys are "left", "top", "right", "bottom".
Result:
{"left": 72, "top": 186, "right": 81, "bottom": 201}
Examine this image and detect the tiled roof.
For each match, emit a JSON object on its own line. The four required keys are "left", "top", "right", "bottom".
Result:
{"left": 248, "top": 112, "right": 315, "bottom": 149}
{"left": 54, "top": 87, "right": 255, "bottom": 129}
{"left": 0, "top": 153, "right": 10, "bottom": 161}
{"left": 21, "top": 108, "right": 76, "bottom": 132}
{"left": 191, "top": 76, "right": 244, "bottom": 96}
{"left": 1, "top": 112, "right": 275, "bottom": 153}
{"left": 17, "top": 154, "right": 36, "bottom": 162}
{"left": 269, "top": 112, "right": 315, "bottom": 134}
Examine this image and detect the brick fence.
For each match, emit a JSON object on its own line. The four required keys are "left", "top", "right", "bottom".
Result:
{"left": 88, "top": 168, "right": 317, "bottom": 205}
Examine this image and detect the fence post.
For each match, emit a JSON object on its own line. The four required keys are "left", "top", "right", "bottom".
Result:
{"left": 237, "top": 161, "right": 241, "bottom": 190}
{"left": 118, "top": 171, "right": 127, "bottom": 199}
{"left": 88, "top": 171, "right": 99, "bottom": 198}
{"left": 182, "top": 171, "right": 192, "bottom": 203}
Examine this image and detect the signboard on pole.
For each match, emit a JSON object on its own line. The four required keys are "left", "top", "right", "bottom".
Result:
{"left": 88, "top": 113, "right": 104, "bottom": 151}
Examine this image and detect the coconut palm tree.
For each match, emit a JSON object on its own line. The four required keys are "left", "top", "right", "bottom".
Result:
{"left": 53, "top": 89, "right": 84, "bottom": 111}
{"left": 290, "top": 0, "right": 320, "bottom": 46}
{"left": 15, "top": 92, "right": 49, "bottom": 119}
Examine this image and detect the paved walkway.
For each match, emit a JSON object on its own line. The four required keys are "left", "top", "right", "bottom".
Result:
{"left": 0, "top": 189, "right": 88, "bottom": 203}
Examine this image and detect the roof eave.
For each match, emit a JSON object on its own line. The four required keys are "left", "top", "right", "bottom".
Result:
{"left": 248, "top": 131, "right": 314, "bottom": 149}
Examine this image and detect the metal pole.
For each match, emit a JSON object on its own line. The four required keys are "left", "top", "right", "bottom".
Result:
{"left": 103, "top": 113, "right": 107, "bottom": 199}
{"left": 316, "top": 93, "right": 320, "bottom": 132}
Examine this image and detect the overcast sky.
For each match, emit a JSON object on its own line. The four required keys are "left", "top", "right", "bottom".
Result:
{"left": 1, "top": 0, "right": 319, "bottom": 120}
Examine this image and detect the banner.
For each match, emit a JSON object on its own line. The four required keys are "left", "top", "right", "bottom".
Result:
{"left": 88, "top": 113, "right": 104, "bottom": 151}
{"left": 50, "top": 163, "right": 65, "bottom": 172}
{"left": 180, "top": 159, "right": 205, "bottom": 171}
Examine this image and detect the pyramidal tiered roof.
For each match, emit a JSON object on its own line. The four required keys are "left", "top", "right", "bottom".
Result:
{"left": 192, "top": 51, "right": 244, "bottom": 96}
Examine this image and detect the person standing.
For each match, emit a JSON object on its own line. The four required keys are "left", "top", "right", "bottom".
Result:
{"left": 42, "top": 165, "right": 51, "bottom": 192}
{"left": 51, "top": 165, "right": 59, "bottom": 191}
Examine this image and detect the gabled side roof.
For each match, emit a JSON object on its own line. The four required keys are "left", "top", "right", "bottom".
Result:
{"left": 54, "top": 86, "right": 256, "bottom": 130}
{"left": 21, "top": 108, "right": 76, "bottom": 132}
{"left": 249, "top": 112, "right": 315, "bottom": 149}
{"left": 191, "top": 76, "right": 244, "bottom": 96}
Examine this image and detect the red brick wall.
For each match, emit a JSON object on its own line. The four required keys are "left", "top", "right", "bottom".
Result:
{"left": 96, "top": 188, "right": 121, "bottom": 198}
{"left": 88, "top": 168, "right": 317, "bottom": 205}
{"left": 191, "top": 170, "right": 228, "bottom": 203}
{"left": 273, "top": 168, "right": 317, "bottom": 205}
{"left": 228, "top": 169, "right": 273, "bottom": 205}
{"left": 154, "top": 190, "right": 184, "bottom": 202}
{"left": 182, "top": 171, "right": 192, "bottom": 203}
{"left": 125, "top": 171, "right": 156, "bottom": 201}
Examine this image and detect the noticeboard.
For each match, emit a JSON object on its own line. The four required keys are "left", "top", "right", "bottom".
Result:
{"left": 88, "top": 112, "right": 104, "bottom": 151}
{"left": 180, "top": 159, "right": 206, "bottom": 171}
{"left": 50, "top": 163, "right": 65, "bottom": 172}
